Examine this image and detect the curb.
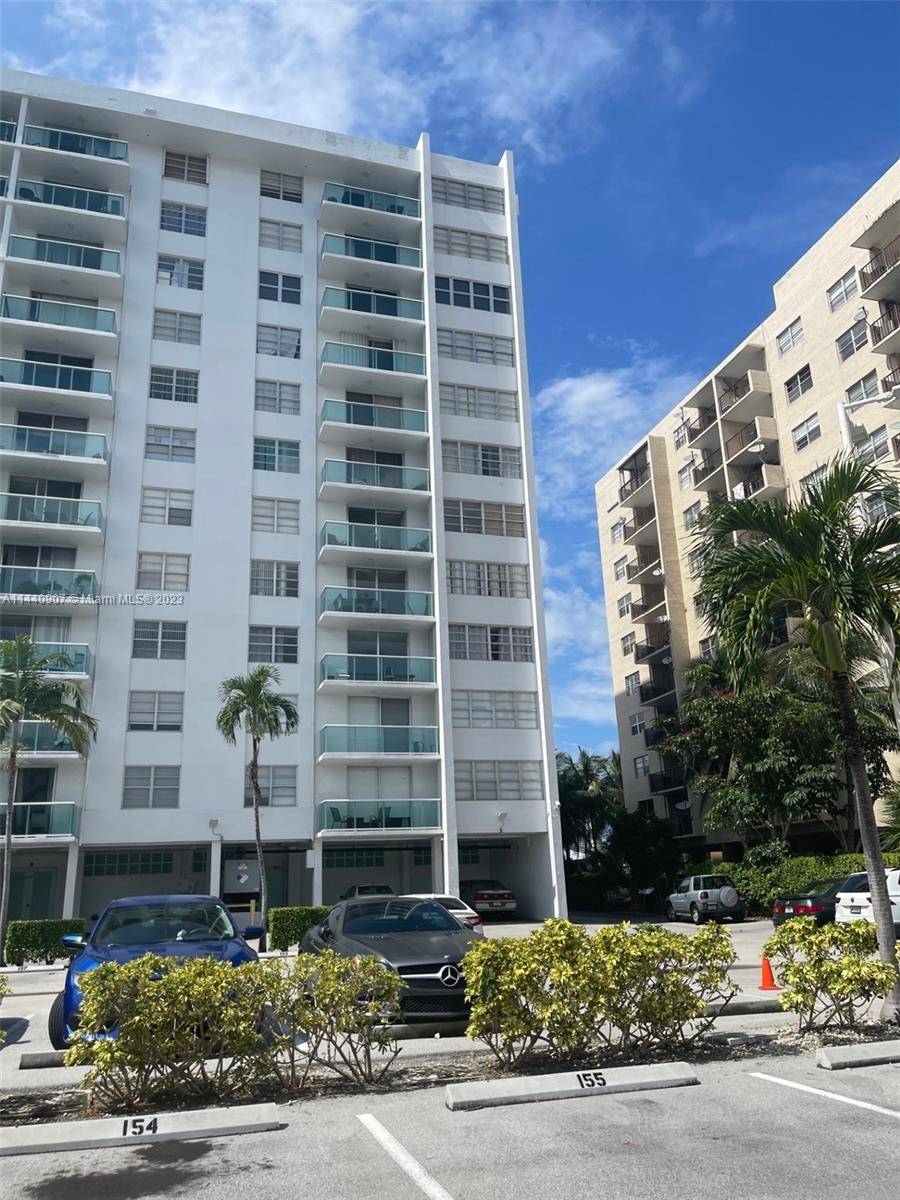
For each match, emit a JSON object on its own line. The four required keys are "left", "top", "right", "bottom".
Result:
{"left": 18, "top": 1052, "right": 67, "bottom": 1071}
{"left": 816, "top": 1039, "right": 900, "bottom": 1071}
{"left": 445, "top": 1060, "right": 699, "bottom": 1111}
{"left": 707, "top": 996, "right": 783, "bottom": 1017}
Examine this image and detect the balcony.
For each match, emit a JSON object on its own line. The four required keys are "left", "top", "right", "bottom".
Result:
{"left": 319, "top": 341, "right": 426, "bottom": 394}
{"left": 319, "top": 521, "right": 432, "bottom": 565}
{"left": 319, "top": 586, "right": 434, "bottom": 629}
{"left": 639, "top": 673, "right": 676, "bottom": 708}
{"left": 29, "top": 641, "right": 92, "bottom": 676}
{"left": 0, "top": 493, "right": 103, "bottom": 543}
{"left": 649, "top": 771, "right": 684, "bottom": 794}
{"left": 5, "top": 235, "right": 122, "bottom": 300}
{"left": 723, "top": 415, "right": 779, "bottom": 466}
{"left": 618, "top": 465, "right": 652, "bottom": 508}
{"left": 0, "top": 356, "right": 113, "bottom": 416}
{"left": 318, "top": 654, "right": 436, "bottom": 692}
{"left": 732, "top": 463, "right": 786, "bottom": 502}
{"left": 319, "top": 458, "right": 430, "bottom": 504}
{"left": 0, "top": 802, "right": 80, "bottom": 838}
{"left": 0, "top": 565, "right": 99, "bottom": 603}
{"left": 686, "top": 406, "right": 719, "bottom": 448}
{"left": 717, "top": 369, "right": 772, "bottom": 422}
{"left": 319, "top": 398, "right": 427, "bottom": 452}
{"left": 859, "top": 233, "right": 900, "bottom": 302}
{"left": 317, "top": 799, "right": 440, "bottom": 835}
{"left": 630, "top": 586, "right": 666, "bottom": 624}
{"left": 882, "top": 366, "right": 900, "bottom": 395}
{"left": 22, "top": 123, "right": 128, "bottom": 162}
{"left": 0, "top": 121, "right": 15, "bottom": 143}
{"left": 644, "top": 726, "right": 668, "bottom": 749}
{"left": 623, "top": 505, "right": 657, "bottom": 546}
{"left": 1, "top": 294, "right": 118, "bottom": 355}
{"left": 319, "top": 286, "right": 424, "bottom": 339}
{"left": 692, "top": 447, "right": 724, "bottom": 491}
{"left": 321, "top": 183, "right": 420, "bottom": 243}
{"left": 634, "top": 625, "right": 671, "bottom": 665}
{"left": 870, "top": 303, "right": 900, "bottom": 355}
{"left": 318, "top": 725, "right": 440, "bottom": 762}
{"left": 1, "top": 423, "right": 109, "bottom": 480}
{"left": 323, "top": 181, "right": 420, "bottom": 218}
{"left": 320, "top": 233, "right": 422, "bottom": 290}
{"left": 5, "top": 720, "right": 79, "bottom": 758}
{"left": 626, "top": 548, "right": 663, "bottom": 585}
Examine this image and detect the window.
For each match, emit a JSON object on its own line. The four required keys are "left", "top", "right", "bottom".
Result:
{"left": 613, "top": 556, "right": 627, "bottom": 581}
{"left": 252, "top": 497, "right": 299, "bottom": 533}
{"left": 437, "top": 329, "right": 514, "bottom": 367}
{"left": 137, "top": 552, "right": 190, "bottom": 591}
{"left": 84, "top": 850, "right": 174, "bottom": 877}
{"left": 785, "top": 364, "right": 813, "bottom": 404}
{"left": 638, "top": 798, "right": 655, "bottom": 817}
{"left": 442, "top": 440, "right": 522, "bottom": 478}
{"left": 678, "top": 463, "right": 694, "bottom": 490}
{"left": 248, "top": 625, "right": 298, "bottom": 663}
{"left": 153, "top": 309, "right": 201, "bottom": 344}
{"left": 617, "top": 593, "right": 632, "bottom": 617}
{"left": 159, "top": 201, "right": 206, "bottom": 236}
{"left": 448, "top": 624, "right": 534, "bottom": 662}
{"left": 324, "top": 847, "right": 384, "bottom": 869}
{"left": 443, "top": 499, "right": 525, "bottom": 537}
{"left": 435, "top": 276, "right": 510, "bottom": 314}
{"left": 699, "top": 635, "right": 719, "bottom": 661}
{"left": 253, "top": 437, "right": 300, "bottom": 473}
{"left": 127, "top": 691, "right": 184, "bottom": 731}
{"left": 245, "top": 765, "right": 296, "bottom": 807}
{"left": 846, "top": 370, "right": 879, "bottom": 405}
{"left": 432, "top": 176, "right": 504, "bottom": 213}
{"left": 683, "top": 501, "right": 701, "bottom": 529}
{"left": 836, "top": 319, "right": 868, "bottom": 362}
{"left": 865, "top": 492, "right": 891, "bottom": 523}
{"left": 610, "top": 519, "right": 625, "bottom": 544}
{"left": 254, "top": 379, "right": 301, "bottom": 415}
{"left": 132, "top": 620, "right": 187, "bottom": 659}
{"left": 800, "top": 465, "right": 827, "bottom": 495}
{"left": 256, "top": 324, "right": 301, "bottom": 357}
{"left": 856, "top": 424, "right": 889, "bottom": 464}
{"left": 259, "top": 219, "right": 303, "bottom": 251}
{"left": 145, "top": 425, "right": 195, "bottom": 462}
{"left": 163, "top": 150, "right": 207, "bottom": 183}
{"left": 140, "top": 487, "right": 193, "bottom": 526}
{"left": 628, "top": 711, "right": 645, "bottom": 736}
{"left": 625, "top": 671, "right": 640, "bottom": 696}
{"left": 792, "top": 413, "right": 821, "bottom": 452}
{"left": 123, "top": 765, "right": 180, "bottom": 809}
{"left": 156, "top": 255, "right": 204, "bottom": 290}
{"left": 149, "top": 366, "right": 199, "bottom": 404}
{"left": 433, "top": 225, "right": 508, "bottom": 263}
{"left": 621, "top": 632, "right": 636, "bottom": 655}
{"left": 250, "top": 559, "right": 299, "bottom": 597}
{"left": 260, "top": 170, "right": 303, "bottom": 202}
{"left": 458, "top": 845, "right": 480, "bottom": 865}
{"left": 687, "top": 546, "right": 703, "bottom": 578}
{"left": 674, "top": 423, "right": 689, "bottom": 449}
{"left": 439, "top": 383, "right": 518, "bottom": 422}
{"left": 192, "top": 848, "right": 208, "bottom": 874}
{"left": 258, "top": 270, "right": 302, "bottom": 304}
{"left": 451, "top": 690, "right": 539, "bottom": 729}
{"left": 827, "top": 268, "right": 858, "bottom": 313}
{"left": 634, "top": 755, "right": 650, "bottom": 779}
{"left": 777, "top": 316, "right": 804, "bottom": 354}
{"left": 454, "top": 761, "right": 543, "bottom": 803}
{"left": 446, "top": 560, "right": 529, "bottom": 598}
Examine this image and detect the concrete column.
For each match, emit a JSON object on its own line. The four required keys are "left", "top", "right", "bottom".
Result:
{"left": 209, "top": 838, "right": 222, "bottom": 897}
{"left": 431, "top": 835, "right": 444, "bottom": 892}
{"left": 311, "top": 838, "right": 323, "bottom": 905}
{"left": 62, "top": 843, "right": 79, "bottom": 918}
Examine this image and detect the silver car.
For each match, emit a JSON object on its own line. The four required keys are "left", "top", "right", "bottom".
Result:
{"left": 665, "top": 874, "right": 746, "bottom": 925}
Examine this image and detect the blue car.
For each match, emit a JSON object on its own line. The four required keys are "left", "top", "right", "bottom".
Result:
{"left": 49, "top": 895, "right": 264, "bottom": 1049}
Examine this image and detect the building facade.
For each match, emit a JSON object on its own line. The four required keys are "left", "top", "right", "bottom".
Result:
{"left": 0, "top": 71, "right": 566, "bottom": 922}
{"left": 595, "top": 162, "right": 900, "bottom": 848}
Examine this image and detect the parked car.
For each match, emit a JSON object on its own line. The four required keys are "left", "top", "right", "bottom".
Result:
{"left": 458, "top": 879, "right": 518, "bottom": 917}
{"left": 835, "top": 869, "right": 900, "bottom": 932}
{"left": 339, "top": 883, "right": 396, "bottom": 900}
{"left": 401, "top": 893, "right": 485, "bottom": 932}
{"left": 665, "top": 874, "right": 746, "bottom": 925}
{"left": 301, "top": 896, "right": 478, "bottom": 1022}
{"left": 771, "top": 878, "right": 845, "bottom": 927}
{"left": 49, "top": 895, "right": 264, "bottom": 1049}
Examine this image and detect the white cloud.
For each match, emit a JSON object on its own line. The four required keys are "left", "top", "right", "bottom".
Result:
{"left": 542, "top": 565, "right": 616, "bottom": 736}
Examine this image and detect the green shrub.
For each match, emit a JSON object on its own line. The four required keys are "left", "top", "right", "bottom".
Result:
{"left": 764, "top": 917, "right": 899, "bottom": 1031}
{"left": 3, "top": 918, "right": 86, "bottom": 967}
{"left": 680, "top": 852, "right": 900, "bottom": 912}
{"left": 268, "top": 906, "right": 331, "bottom": 952}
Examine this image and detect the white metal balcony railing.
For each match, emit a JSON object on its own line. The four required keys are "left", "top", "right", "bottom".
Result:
{"left": 0, "top": 423, "right": 108, "bottom": 462}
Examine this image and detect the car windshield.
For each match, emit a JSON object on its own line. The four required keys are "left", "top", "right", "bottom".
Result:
{"left": 469, "top": 880, "right": 506, "bottom": 890}
{"left": 702, "top": 876, "right": 734, "bottom": 889}
{"left": 356, "top": 885, "right": 394, "bottom": 895}
{"left": 92, "top": 902, "right": 237, "bottom": 946}
{"left": 793, "top": 880, "right": 843, "bottom": 899}
{"left": 343, "top": 899, "right": 462, "bottom": 935}
{"left": 840, "top": 873, "right": 868, "bottom": 893}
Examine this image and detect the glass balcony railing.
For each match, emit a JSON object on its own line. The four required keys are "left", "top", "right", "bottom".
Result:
{"left": 317, "top": 799, "right": 440, "bottom": 832}
{"left": 321, "top": 342, "right": 425, "bottom": 376}
{"left": 321, "top": 233, "right": 421, "bottom": 269}
{"left": 15, "top": 178, "right": 125, "bottom": 216}
{"left": 1, "top": 423, "right": 108, "bottom": 461}
{"left": 23, "top": 124, "right": 128, "bottom": 161}
{"left": 0, "top": 176, "right": 7, "bottom": 196}
{"left": 321, "top": 459, "right": 430, "bottom": 492}
{"left": 0, "top": 802, "right": 80, "bottom": 837}
{"left": 0, "top": 565, "right": 99, "bottom": 598}
{"left": 321, "top": 398, "right": 427, "bottom": 434}
{"left": 8, "top": 234, "right": 121, "bottom": 274}
{"left": 0, "top": 356, "right": 113, "bottom": 395}
{"left": 320, "top": 585, "right": 433, "bottom": 618}
{"left": 320, "top": 654, "right": 436, "bottom": 685}
{"left": 31, "top": 641, "right": 92, "bottom": 674}
{"left": 321, "top": 286, "right": 424, "bottom": 321}
{"left": 1, "top": 121, "right": 15, "bottom": 143}
{"left": 1, "top": 493, "right": 103, "bottom": 530}
{"left": 7, "top": 721, "right": 76, "bottom": 753}
{"left": 319, "top": 725, "right": 439, "bottom": 754}
{"left": 320, "top": 521, "right": 432, "bottom": 554}
{"left": 323, "top": 181, "right": 420, "bottom": 219}
{"left": 2, "top": 294, "right": 117, "bottom": 333}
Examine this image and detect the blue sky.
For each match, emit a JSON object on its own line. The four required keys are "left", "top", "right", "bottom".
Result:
{"left": 4, "top": 0, "right": 899, "bottom": 753}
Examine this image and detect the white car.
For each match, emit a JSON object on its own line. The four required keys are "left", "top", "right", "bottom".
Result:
{"left": 339, "top": 883, "right": 395, "bottom": 900}
{"left": 835, "top": 869, "right": 900, "bottom": 932}
{"left": 400, "top": 893, "right": 485, "bottom": 934}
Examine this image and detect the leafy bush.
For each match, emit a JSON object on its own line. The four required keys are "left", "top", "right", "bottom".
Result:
{"left": 764, "top": 917, "right": 899, "bottom": 1031}
{"left": 0, "top": 973, "right": 8, "bottom": 1045}
{"left": 680, "top": 852, "right": 900, "bottom": 912}
{"left": 4, "top": 918, "right": 86, "bottom": 967}
{"left": 268, "top": 906, "right": 331, "bottom": 952}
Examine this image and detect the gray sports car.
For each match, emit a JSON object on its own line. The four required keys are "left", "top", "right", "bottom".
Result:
{"left": 301, "top": 896, "right": 477, "bottom": 1022}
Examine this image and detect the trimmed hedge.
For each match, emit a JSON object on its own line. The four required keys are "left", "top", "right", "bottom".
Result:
{"left": 268, "top": 906, "right": 331, "bottom": 952}
{"left": 683, "top": 852, "right": 900, "bottom": 911}
{"left": 3, "top": 918, "right": 86, "bottom": 967}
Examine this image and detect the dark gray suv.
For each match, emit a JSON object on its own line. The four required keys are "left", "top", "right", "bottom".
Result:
{"left": 665, "top": 874, "right": 746, "bottom": 925}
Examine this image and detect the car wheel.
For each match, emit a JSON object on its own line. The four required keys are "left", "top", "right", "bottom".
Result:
{"left": 665, "top": 903, "right": 676, "bottom": 922}
{"left": 690, "top": 904, "right": 705, "bottom": 926}
{"left": 48, "top": 992, "right": 69, "bottom": 1050}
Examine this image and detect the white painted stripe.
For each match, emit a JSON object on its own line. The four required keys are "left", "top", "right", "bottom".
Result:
{"left": 357, "top": 1113, "right": 456, "bottom": 1200}
{"left": 750, "top": 1072, "right": 900, "bottom": 1119}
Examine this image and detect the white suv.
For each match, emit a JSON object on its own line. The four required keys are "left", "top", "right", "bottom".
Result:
{"left": 835, "top": 869, "right": 900, "bottom": 932}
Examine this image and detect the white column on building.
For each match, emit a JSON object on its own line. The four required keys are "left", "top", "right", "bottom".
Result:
{"left": 430, "top": 835, "right": 444, "bottom": 892}
{"left": 62, "top": 843, "right": 79, "bottom": 918}
{"left": 208, "top": 837, "right": 222, "bottom": 898}
{"left": 311, "top": 838, "right": 323, "bottom": 905}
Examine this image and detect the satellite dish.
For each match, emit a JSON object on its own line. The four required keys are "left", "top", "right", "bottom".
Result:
{"left": 674, "top": 800, "right": 692, "bottom": 811}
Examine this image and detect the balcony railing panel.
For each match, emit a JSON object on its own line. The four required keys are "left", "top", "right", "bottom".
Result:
{"left": 320, "top": 654, "right": 436, "bottom": 684}
{"left": 7, "top": 234, "right": 121, "bottom": 274}
{"left": 2, "top": 294, "right": 117, "bottom": 333}
{"left": 319, "top": 725, "right": 439, "bottom": 754}
{"left": 321, "top": 342, "right": 425, "bottom": 376}
{"left": 1, "top": 423, "right": 108, "bottom": 461}
{"left": 317, "top": 799, "right": 440, "bottom": 832}
{"left": 320, "top": 521, "right": 432, "bottom": 553}
{"left": 323, "top": 181, "right": 420, "bottom": 219}
{"left": 860, "top": 233, "right": 900, "bottom": 291}
{"left": 0, "top": 565, "right": 99, "bottom": 598}
{"left": 0, "top": 493, "right": 103, "bottom": 530}
{"left": 0, "top": 802, "right": 79, "bottom": 837}
{"left": 23, "top": 124, "right": 128, "bottom": 161}
{"left": 321, "top": 459, "right": 430, "bottom": 492}
{"left": 718, "top": 374, "right": 751, "bottom": 414}
{"left": 0, "top": 356, "right": 112, "bottom": 395}
{"left": 618, "top": 465, "right": 650, "bottom": 502}
{"left": 634, "top": 627, "right": 671, "bottom": 663}
{"left": 693, "top": 447, "right": 723, "bottom": 483}
{"left": 321, "top": 233, "right": 421, "bottom": 269}
{"left": 31, "top": 641, "right": 92, "bottom": 674}
{"left": 0, "top": 121, "right": 15, "bottom": 143}
{"left": 626, "top": 549, "right": 661, "bottom": 580}
{"left": 321, "top": 286, "right": 423, "bottom": 321}
{"left": 871, "top": 303, "right": 900, "bottom": 345}
{"left": 724, "top": 421, "right": 763, "bottom": 459}
{"left": 686, "top": 406, "right": 718, "bottom": 441}
{"left": 321, "top": 398, "right": 427, "bottom": 434}
{"left": 320, "top": 586, "right": 433, "bottom": 617}
{"left": 631, "top": 588, "right": 666, "bottom": 618}
{"left": 623, "top": 505, "right": 656, "bottom": 539}
{"left": 15, "top": 178, "right": 125, "bottom": 215}
{"left": 5, "top": 721, "right": 76, "bottom": 753}
{"left": 649, "top": 771, "right": 684, "bottom": 793}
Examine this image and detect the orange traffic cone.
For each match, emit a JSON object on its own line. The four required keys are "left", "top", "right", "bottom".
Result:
{"left": 760, "top": 955, "right": 781, "bottom": 991}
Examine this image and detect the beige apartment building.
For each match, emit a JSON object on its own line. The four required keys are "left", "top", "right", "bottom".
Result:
{"left": 595, "top": 161, "right": 900, "bottom": 850}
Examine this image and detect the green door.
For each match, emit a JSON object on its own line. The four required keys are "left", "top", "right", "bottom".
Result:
{"left": 10, "top": 867, "right": 57, "bottom": 919}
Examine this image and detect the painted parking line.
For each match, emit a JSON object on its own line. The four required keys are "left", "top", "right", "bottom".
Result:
{"left": 750, "top": 1072, "right": 900, "bottom": 1120}
{"left": 357, "top": 1113, "right": 456, "bottom": 1200}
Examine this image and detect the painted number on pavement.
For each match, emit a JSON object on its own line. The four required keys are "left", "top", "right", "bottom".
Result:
{"left": 575, "top": 1071, "right": 607, "bottom": 1089}
{"left": 121, "top": 1117, "right": 159, "bottom": 1137}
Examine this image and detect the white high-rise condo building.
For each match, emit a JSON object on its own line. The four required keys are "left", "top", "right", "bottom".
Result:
{"left": 0, "top": 71, "right": 565, "bottom": 923}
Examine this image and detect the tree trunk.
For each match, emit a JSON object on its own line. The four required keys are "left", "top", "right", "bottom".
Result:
{"left": 833, "top": 672, "right": 900, "bottom": 1022}
{"left": 0, "top": 722, "right": 20, "bottom": 968}
{"left": 249, "top": 736, "right": 268, "bottom": 951}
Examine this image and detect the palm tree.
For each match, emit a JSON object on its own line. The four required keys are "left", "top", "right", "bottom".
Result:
{"left": 556, "top": 748, "right": 621, "bottom": 861}
{"left": 0, "top": 636, "right": 97, "bottom": 965}
{"left": 694, "top": 457, "right": 900, "bottom": 1021}
{"left": 216, "top": 666, "right": 299, "bottom": 936}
